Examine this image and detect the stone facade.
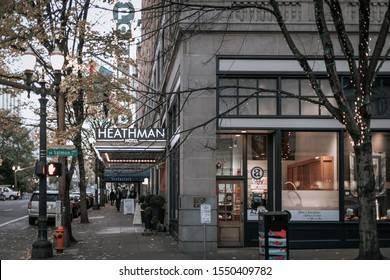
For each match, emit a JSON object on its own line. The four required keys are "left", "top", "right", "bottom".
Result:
{"left": 138, "top": 0, "right": 388, "bottom": 252}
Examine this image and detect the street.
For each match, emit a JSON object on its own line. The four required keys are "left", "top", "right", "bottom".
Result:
{"left": 0, "top": 199, "right": 58, "bottom": 260}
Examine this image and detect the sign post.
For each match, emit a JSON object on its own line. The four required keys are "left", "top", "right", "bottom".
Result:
{"left": 200, "top": 203, "right": 211, "bottom": 259}
{"left": 55, "top": 200, "right": 62, "bottom": 227}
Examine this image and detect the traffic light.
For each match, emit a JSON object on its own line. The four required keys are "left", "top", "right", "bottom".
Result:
{"left": 47, "top": 162, "right": 62, "bottom": 176}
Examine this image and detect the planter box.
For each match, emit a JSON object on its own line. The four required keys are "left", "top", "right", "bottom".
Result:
{"left": 144, "top": 208, "right": 165, "bottom": 231}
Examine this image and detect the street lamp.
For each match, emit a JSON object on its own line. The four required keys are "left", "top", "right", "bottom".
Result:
{"left": 12, "top": 165, "right": 20, "bottom": 190}
{"left": 22, "top": 46, "right": 64, "bottom": 259}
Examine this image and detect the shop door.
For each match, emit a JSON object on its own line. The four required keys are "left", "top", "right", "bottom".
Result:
{"left": 217, "top": 180, "right": 244, "bottom": 247}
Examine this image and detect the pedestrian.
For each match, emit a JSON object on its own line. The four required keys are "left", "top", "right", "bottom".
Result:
{"left": 128, "top": 185, "right": 137, "bottom": 213}
{"left": 115, "top": 189, "right": 122, "bottom": 212}
{"left": 128, "top": 185, "right": 137, "bottom": 199}
{"left": 109, "top": 189, "right": 115, "bottom": 205}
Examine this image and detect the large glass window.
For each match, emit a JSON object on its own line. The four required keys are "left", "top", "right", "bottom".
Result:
{"left": 169, "top": 145, "right": 179, "bottom": 220}
{"left": 344, "top": 132, "right": 390, "bottom": 221}
{"left": 218, "top": 78, "right": 277, "bottom": 116}
{"left": 168, "top": 96, "right": 180, "bottom": 138}
{"left": 281, "top": 131, "right": 339, "bottom": 221}
{"left": 218, "top": 76, "right": 390, "bottom": 118}
{"left": 216, "top": 134, "right": 243, "bottom": 176}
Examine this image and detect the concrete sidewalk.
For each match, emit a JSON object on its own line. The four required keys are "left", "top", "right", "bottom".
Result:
{"left": 47, "top": 204, "right": 390, "bottom": 260}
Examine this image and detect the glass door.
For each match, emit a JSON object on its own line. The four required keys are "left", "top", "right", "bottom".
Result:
{"left": 217, "top": 180, "right": 244, "bottom": 247}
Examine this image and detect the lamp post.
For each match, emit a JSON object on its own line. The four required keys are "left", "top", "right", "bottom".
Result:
{"left": 22, "top": 46, "right": 64, "bottom": 259}
{"left": 12, "top": 165, "right": 20, "bottom": 190}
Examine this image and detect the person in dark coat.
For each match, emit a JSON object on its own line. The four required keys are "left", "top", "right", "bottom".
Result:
{"left": 128, "top": 185, "right": 137, "bottom": 213}
{"left": 109, "top": 189, "right": 115, "bottom": 205}
{"left": 128, "top": 186, "right": 137, "bottom": 199}
{"left": 115, "top": 189, "right": 122, "bottom": 212}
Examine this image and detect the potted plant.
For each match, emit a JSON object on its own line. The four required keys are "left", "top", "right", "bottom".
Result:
{"left": 145, "top": 194, "right": 155, "bottom": 203}
{"left": 142, "top": 194, "right": 166, "bottom": 232}
{"left": 149, "top": 195, "right": 166, "bottom": 229}
{"left": 140, "top": 201, "right": 149, "bottom": 223}
{"left": 144, "top": 206, "right": 154, "bottom": 231}
{"left": 138, "top": 194, "right": 145, "bottom": 204}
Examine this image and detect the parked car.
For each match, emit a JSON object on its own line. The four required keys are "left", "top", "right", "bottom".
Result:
{"left": 28, "top": 191, "right": 74, "bottom": 225}
{"left": 86, "top": 192, "right": 95, "bottom": 208}
{"left": 0, "top": 186, "right": 19, "bottom": 200}
{"left": 28, "top": 190, "right": 59, "bottom": 225}
{"left": 71, "top": 192, "right": 93, "bottom": 209}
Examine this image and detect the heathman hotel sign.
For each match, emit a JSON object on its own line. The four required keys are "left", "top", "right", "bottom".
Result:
{"left": 96, "top": 128, "right": 166, "bottom": 142}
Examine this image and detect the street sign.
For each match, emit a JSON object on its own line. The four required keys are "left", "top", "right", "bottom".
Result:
{"left": 47, "top": 148, "right": 78, "bottom": 157}
{"left": 200, "top": 204, "right": 211, "bottom": 224}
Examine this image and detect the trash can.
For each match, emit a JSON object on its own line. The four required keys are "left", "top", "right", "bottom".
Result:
{"left": 259, "top": 211, "right": 289, "bottom": 260}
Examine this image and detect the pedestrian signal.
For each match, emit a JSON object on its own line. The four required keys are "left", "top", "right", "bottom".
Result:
{"left": 47, "top": 162, "right": 62, "bottom": 176}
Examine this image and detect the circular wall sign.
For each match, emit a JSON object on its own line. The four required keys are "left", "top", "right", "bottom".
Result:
{"left": 251, "top": 166, "right": 264, "bottom": 180}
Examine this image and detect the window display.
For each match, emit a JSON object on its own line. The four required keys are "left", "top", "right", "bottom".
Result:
{"left": 281, "top": 131, "right": 339, "bottom": 221}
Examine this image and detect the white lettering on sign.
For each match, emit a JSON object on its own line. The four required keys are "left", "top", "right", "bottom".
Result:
{"left": 118, "top": 23, "right": 130, "bottom": 34}
{"left": 117, "top": 7, "right": 130, "bottom": 21}
{"left": 96, "top": 128, "right": 166, "bottom": 141}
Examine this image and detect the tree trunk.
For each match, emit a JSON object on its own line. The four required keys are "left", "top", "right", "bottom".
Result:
{"left": 65, "top": 168, "right": 76, "bottom": 242}
{"left": 75, "top": 132, "right": 89, "bottom": 224}
{"left": 354, "top": 138, "right": 384, "bottom": 259}
{"left": 99, "top": 159, "right": 106, "bottom": 206}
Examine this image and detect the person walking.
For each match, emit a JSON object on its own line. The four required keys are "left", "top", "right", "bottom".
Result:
{"left": 128, "top": 185, "right": 137, "bottom": 213}
{"left": 115, "top": 189, "right": 122, "bottom": 212}
{"left": 109, "top": 189, "right": 115, "bottom": 205}
{"left": 128, "top": 185, "right": 137, "bottom": 199}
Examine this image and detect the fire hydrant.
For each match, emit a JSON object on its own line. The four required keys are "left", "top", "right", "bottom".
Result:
{"left": 53, "top": 226, "right": 65, "bottom": 253}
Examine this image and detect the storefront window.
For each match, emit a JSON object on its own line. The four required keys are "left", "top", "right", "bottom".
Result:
{"left": 216, "top": 135, "right": 243, "bottom": 176}
{"left": 281, "top": 131, "right": 339, "bottom": 221}
{"left": 344, "top": 132, "right": 390, "bottom": 221}
{"left": 247, "top": 135, "right": 268, "bottom": 220}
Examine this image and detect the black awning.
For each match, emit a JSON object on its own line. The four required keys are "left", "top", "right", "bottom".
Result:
{"left": 104, "top": 169, "right": 150, "bottom": 182}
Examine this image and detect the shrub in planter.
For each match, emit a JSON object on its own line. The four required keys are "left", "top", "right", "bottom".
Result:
{"left": 140, "top": 202, "right": 149, "bottom": 223}
{"left": 138, "top": 194, "right": 145, "bottom": 204}
{"left": 149, "top": 195, "right": 165, "bottom": 209}
{"left": 140, "top": 202, "right": 149, "bottom": 210}
{"left": 144, "top": 207, "right": 153, "bottom": 230}
{"left": 143, "top": 194, "right": 166, "bottom": 231}
{"left": 145, "top": 194, "right": 155, "bottom": 205}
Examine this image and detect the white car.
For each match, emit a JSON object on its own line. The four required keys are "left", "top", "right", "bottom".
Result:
{"left": 0, "top": 186, "right": 19, "bottom": 200}
{"left": 27, "top": 190, "right": 59, "bottom": 225}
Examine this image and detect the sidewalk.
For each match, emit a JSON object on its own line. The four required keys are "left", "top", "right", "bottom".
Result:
{"left": 49, "top": 204, "right": 390, "bottom": 260}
